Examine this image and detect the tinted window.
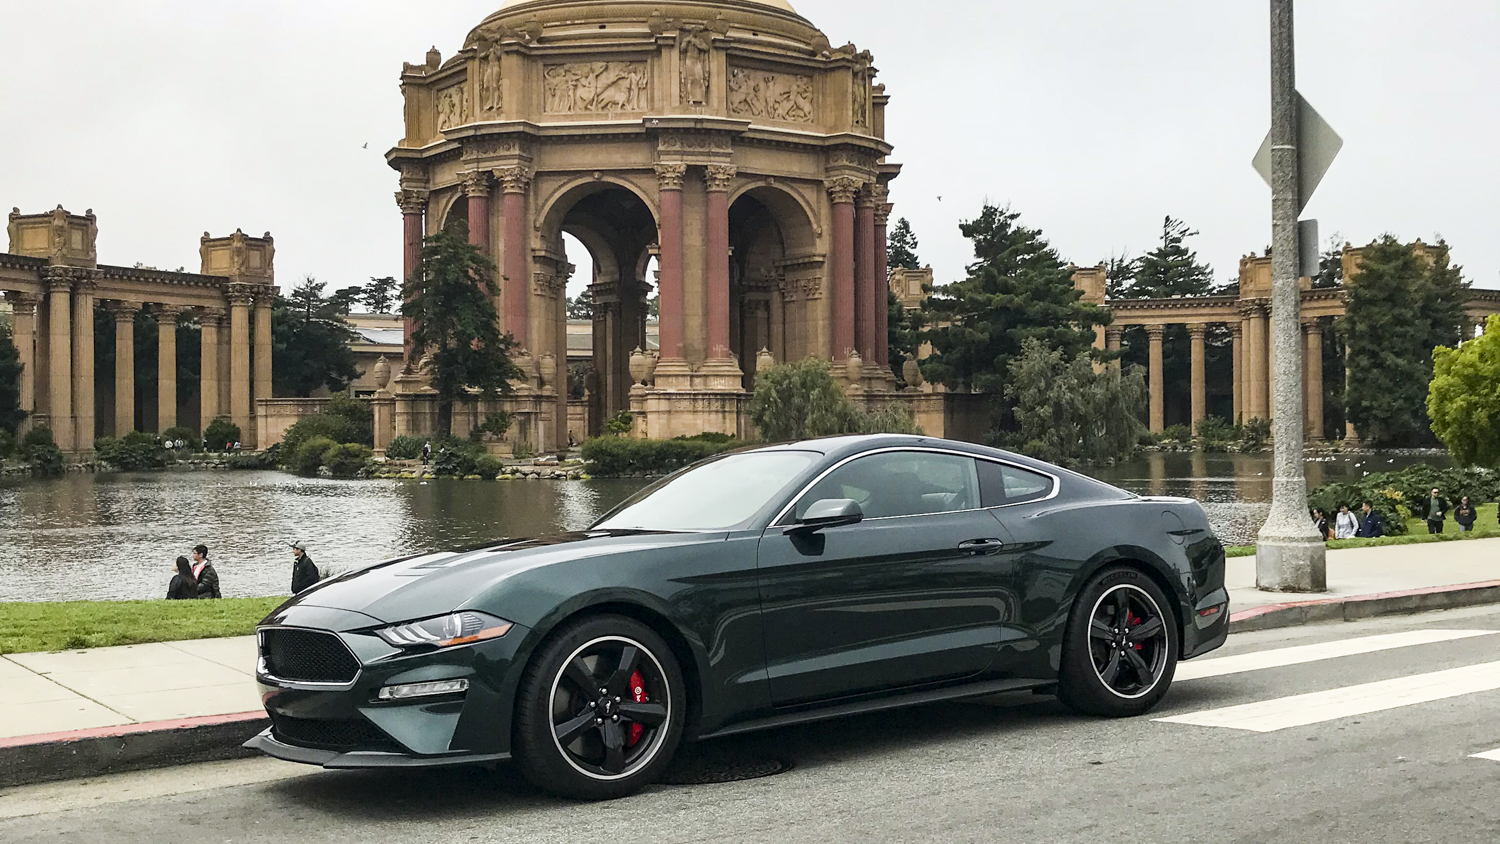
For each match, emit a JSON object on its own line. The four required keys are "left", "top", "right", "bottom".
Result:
{"left": 794, "top": 451, "right": 980, "bottom": 520}
{"left": 595, "top": 451, "right": 818, "bottom": 531}
{"left": 978, "top": 460, "right": 1055, "bottom": 508}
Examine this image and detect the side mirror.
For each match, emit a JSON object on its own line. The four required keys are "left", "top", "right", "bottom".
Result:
{"left": 792, "top": 498, "right": 864, "bottom": 534}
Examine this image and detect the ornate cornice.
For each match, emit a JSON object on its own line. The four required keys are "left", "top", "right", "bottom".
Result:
{"left": 654, "top": 163, "right": 688, "bottom": 191}
{"left": 825, "top": 176, "right": 862, "bottom": 204}
{"left": 704, "top": 164, "right": 737, "bottom": 193}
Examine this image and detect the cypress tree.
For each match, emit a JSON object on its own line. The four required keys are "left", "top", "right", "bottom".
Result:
{"left": 887, "top": 217, "right": 921, "bottom": 271}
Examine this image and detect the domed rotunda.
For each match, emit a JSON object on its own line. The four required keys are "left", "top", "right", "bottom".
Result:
{"left": 386, "top": 0, "right": 902, "bottom": 448}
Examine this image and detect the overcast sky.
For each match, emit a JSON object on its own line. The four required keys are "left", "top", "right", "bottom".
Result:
{"left": 4, "top": 0, "right": 1497, "bottom": 303}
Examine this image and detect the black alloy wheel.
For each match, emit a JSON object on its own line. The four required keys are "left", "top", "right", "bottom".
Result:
{"left": 513, "top": 616, "right": 685, "bottom": 800}
{"left": 1057, "top": 566, "right": 1179, "bottom": 717}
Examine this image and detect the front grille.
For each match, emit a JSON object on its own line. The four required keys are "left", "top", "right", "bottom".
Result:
{"left": 271, "top": 714, "right": 400, "bottom": 752}
{"left": 261, "top": 628, "right": 361, "bottom": 684}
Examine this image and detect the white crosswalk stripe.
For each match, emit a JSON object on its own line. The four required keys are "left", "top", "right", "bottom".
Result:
{"left": 1472, "top": 747, "right": 1500, "bottom": 762}
{"left": 1174, "top": 629, "right": 1499, "bottom": 682}
{"left": 1158, "top": 660, "right": 1500, "bottom": 733}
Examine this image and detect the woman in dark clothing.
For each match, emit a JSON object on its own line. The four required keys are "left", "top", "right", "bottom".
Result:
{"left": 167, "top": 557, "right": 198, "bottom": 600}
{"left": 1454, "top": 496, "right": 1478, "bottom": 533}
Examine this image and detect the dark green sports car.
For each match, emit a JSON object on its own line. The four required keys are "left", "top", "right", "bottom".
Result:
{"left": 246, "top": 435, "right": 1229, "bottom": 799}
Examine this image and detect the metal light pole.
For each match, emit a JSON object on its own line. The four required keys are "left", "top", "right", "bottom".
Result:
{"left": 1256, "top": 0, "right": 1326, "bottom": 592}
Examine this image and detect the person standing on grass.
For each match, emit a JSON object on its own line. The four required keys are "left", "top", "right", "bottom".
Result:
{"left": 1312, "top": 508, "right": 1331, "bottom": 542}
{"left": 290, "top": 541, "right": 321, "bottom": 595}
{"left": 1356, "top": 502, "right": 1385, "bottom": 539}
{"left": 1426, "top": 488, "right": 1451, "bottom": 535}
{"left": 1454, "top": 496, "right": 1478, "bottom": 533}
{"left": 166, "top": 557, "right": 198, "bottom": 600}
{"left": 1334, "top": 503, "right": 1359, "bottom": 540}
{"left": 192, "top": 544, "right": 222, "bottom": 599}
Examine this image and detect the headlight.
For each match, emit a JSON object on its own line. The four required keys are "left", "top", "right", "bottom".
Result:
{"left": 376, "top": 611, "right": 513, "bottom": 649}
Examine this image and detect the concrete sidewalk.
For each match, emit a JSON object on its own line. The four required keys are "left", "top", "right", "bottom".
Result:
{"left": 2, "top": 537, "right": 1498, "bottom": 786}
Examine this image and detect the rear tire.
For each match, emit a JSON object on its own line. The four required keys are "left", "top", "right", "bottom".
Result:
{"left": 1057, "top": 566, "right": 1179, "bottom": 717}
{"left": 512, "top": 615, "right": 685, "bottom": 801}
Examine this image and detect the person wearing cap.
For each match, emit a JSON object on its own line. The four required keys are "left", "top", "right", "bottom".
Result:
{"left": 290, "top": 542, "right": 321, "bottom": 595}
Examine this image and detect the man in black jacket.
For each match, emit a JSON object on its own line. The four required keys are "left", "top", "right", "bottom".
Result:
{"left": 1356, "top": 502, "right": 1385, "bottom": 539}
{"left": 191, "top": 544, "right": 221, "bottom": 599}
{"left": 1425, "top": 488, "right": 1451, "bottom": 534}
{"left": 290, "top": 542, "right": 321, "bottom": 594}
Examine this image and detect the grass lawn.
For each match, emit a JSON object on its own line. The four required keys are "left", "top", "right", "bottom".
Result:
{"left": 1226, "top": 502, "right": 1500, "bottom": 558}
{"left": 0, "top": 597, "right": 285, "bottom": 655}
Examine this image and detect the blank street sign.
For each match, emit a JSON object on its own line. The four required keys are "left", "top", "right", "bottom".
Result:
{"left": 1253, "top": 93, "right": 1344, "bottom": 213}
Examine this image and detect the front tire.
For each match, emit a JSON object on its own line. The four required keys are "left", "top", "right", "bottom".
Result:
{"left": 512, "top": 615, "right": 685, "bottom": 800}
{"left": 1057, "top": 566, "right": 1179, "bottom": 717}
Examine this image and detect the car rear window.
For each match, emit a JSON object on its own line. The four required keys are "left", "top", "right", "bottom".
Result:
{"left": 978, "top": 460, "right": 1055, "bottom": 508}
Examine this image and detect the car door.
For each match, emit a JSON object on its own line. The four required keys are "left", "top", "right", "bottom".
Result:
{"left": 756, "top": 449, "right": 1019, "bottom": 707}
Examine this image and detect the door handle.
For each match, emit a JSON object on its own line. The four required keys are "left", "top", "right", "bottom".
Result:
{"left": 958, "top": 539, "right": 1006, "bottom": 555}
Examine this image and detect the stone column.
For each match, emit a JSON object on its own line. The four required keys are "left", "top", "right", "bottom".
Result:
{"left": 705, "top": 164, "right": 735, "bottom": 360}
{"left": 827, "top": 177, "right": 861, "bottom": 361}
{"left": 1230, "top": 321, "right": 1244, "bottom": 423}
{"left": 854, "top": 186, "right": 879, "bottom": 363}
{"left": 397, "top": 190, "right": 428, "bottom": 366}
{"left": 71, "top": 278, "right": 96, "bottom": 448}
{"left": 1344, "top": 343, "right": 1358, "bottom": 443}
{"left": 875, "top": 190, "right": 892, "bottom": 367}
{"left": 8, "top": 295, "right": 37, "bottom": 428}
{"left": 1147, "top": 324, "right": 1166, "bottom": 434}
{"left": 1105, "top": 327, "right": 1122, "bottom": 372}
{"left": 45, "top": 271, "right": 74, "bottom": 451}
{"left": 1244, "top": 304, "right": 1268, "bottom": 420}
{"left": 228, "top": 286, "right": 252, "bottom": 438}
{"left": 254, "top": 292, "right": 273, "bottom": 418}
{"left": 1188, "top": 324, "right": 1208, "bottom": 434}
{"left": 157, "top": 306, "right": 180, "bottom": 433}
{"left": 655, "top": 164, "right": 687, "bottom": 361}
{"left": 463, "top": 171, "right": 493, "bottom": 259}
{"left": 769, "top": 288, "right": 785, "bottom": 364}
{"left": 1304, "top": 319, "right": 1324, "bottom": 442}
{"left": 200, "top": 308, "right": 223, "bottom": 431}
{"left": 499, "top": 167, "right": 533, "bottom": 349}
{"left": 111, "top": 303, "right": 138, "bottom": 436}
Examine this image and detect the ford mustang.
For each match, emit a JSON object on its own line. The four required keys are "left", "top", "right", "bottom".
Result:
{"left": 246, "top": 434, "right": 1229, "bottom": 800}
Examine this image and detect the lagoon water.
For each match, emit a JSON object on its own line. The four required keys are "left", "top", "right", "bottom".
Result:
{"left": 0, "top": 450, "right": 1447, "bottom": 602}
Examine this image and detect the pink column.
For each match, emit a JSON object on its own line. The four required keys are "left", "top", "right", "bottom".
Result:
{"left": 499, "top": 167, "right": 532, "bottom": 347}
{"left": 398, "top": 190, "right": 427, "bottom": 366}
{"left": 464, "top": 171, "right": 492, "bottom": 260}
{"left": 854, "top": 187, "right": 878, "bottom": 362}
{"left": 705, "top": 165, "right": 736, "bottom": 360}
{"left": 656, "top": 164, "right": 688, "bottom": 360}
{"left": 875, "top": 190, "right": 891, "bottom": 367}
{"left": 827, "top": 178, "right": 860, "bottom": 361}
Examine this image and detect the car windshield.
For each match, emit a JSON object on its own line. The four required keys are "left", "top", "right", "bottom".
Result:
{"left": 594, "top": 451, "right": 819, "bottom": 532}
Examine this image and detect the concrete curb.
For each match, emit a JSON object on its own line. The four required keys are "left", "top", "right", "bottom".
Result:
{"left": 1229, "top": 580, "right": 1500, "bottom": 633}
{"left": 0, "top": 711, "right": 269, "bottom": 790}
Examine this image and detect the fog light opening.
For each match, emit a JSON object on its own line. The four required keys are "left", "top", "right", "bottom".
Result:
{"left": 377, "top": 679, "right": 470, "bottom": 701}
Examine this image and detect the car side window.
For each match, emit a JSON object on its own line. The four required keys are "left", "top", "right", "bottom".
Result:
{"left": 794, "top": 451, "right": 981, "bottom": 521}
{"left": 978, "top": 460, "right": 1055, "bottom": 508}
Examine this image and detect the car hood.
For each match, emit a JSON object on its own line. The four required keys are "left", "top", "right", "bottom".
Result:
{"left": 281, "top": 530, "right": 714, "bottom": 625}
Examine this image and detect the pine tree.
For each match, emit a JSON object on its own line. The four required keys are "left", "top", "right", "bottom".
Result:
{"left": 0, "top": 325, "right": 25, "bottom": 434}
{"left": 887, "top": 289, "right": 923, "bottom": 384}
{"left": 920, "top": 205, "right": 1109, "bottom": 395}
{"left": 1104, "top": 254, "right": 1138, "bottom": 299}
{"left": 567, "top": 288, "right": 594, "bottom": 321}
{"left": 273, "top": 277, "right": 362, "bottom": 398}
{"left": 403, "top": 228, "right": 524, "bottom": 438}
{"left": 887, "top": 217, "right": 921, "bottom": 271}
{"left": 1312, "top": 235, "right": 1345, "bottom": 289}
{"left": 362, "top": 277, "right": 400, "bottom": 314}
{"left": 1117, "top": 217, "right": 1217, "bottom": 299}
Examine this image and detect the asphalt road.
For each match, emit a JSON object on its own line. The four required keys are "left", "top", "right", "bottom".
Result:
{"left": 5, "top": 605, "right": 1500, "bottom": 844}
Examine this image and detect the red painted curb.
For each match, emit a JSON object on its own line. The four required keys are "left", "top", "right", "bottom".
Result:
{"left": 0, "top": 710, "right": 267, "bottom": 749}
{"left": 1229, "top": 579, "right": 1500, "bottom": 624}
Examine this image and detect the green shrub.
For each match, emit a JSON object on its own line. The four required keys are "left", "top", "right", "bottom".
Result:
{"left": 477, "top": 412, "right": 514, "bottom": 439}
{"left": 161, "top": 426, "right": 199, "bottom": 450}
{"left": 20, "top": 425, "right": 65, "bottom": 477}
{"left": 228, "top": 447, "right": 280, "bottom": 470}
{"left": 385, "top": 435, "right": 423, "bottom": 460}
{"left": 432, "top": 438, "right": 487, "bottom": 477}
{"left": 675, "top": 432, "right": 736, "bottom": 445}
{"left": 1197, "top": 416, "right": 1237, "bottom": 451}
{"left": 204, "top": 417, "right": 242, "bottom": 451}
{"left": 325, "top": 393, "right": 374, "bottom": 445}
{"left": 1240, "top": 417, "right": 1271, "bottom": 450}
{"left": 581, "top": 436, "right": 735, "bottom": 477}
{"left": 95, "top": 432, "right": 171, "bottom": 471}
{"left": 282, "top": 414, "right": 363, "bottom": 460}
{"left": 1161, "top": 424, "right": 1193, "bottom": 444}
{"left": 474, "top": 454, "right": 505, "bottom": 478}
{"left": 323, "top": 443, "right": 373, "bottom": 479}
{"left": 858, "top": 403, "right": 923, "bottom": 435}
{"left": 1304, "top": 463, "right": 1497, "bottom": 539}
{"left": 0, "top": 429, "right": 16, "bottom": 460}
{"left": 605, "top": 411, "right": 634, "bottom": 436}
{"left": 293, "top": 436, "right": 339, "bottom": 476}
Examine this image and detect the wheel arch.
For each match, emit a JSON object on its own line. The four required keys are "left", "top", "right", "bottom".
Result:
{"left": 1074, "top": 548, "right": 1192, "bottom": 652}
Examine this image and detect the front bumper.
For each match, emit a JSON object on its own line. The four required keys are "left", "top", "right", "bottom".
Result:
{"left": 249, "top": 611, "right": 534, "bottom": 767}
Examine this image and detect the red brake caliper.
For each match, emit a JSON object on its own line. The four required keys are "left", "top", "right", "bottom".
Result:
{"left": 627, "top": 670, "right": 647, "bottom": 747}
{"left": 1128, "top": 613, "right": 1144, "bottom": 650}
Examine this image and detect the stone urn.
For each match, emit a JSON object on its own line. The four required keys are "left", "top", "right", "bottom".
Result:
{"left": 755, "top": 347, "right": 775, "bottom": 375}
{"left": 372, "top": 356, "right": 391, "bottom": 391}
{"left": 538, "top": 352, "right": 557, "bottom": 390}
{"left": 844, "top": 350, "right": 864, "bottom": 384}
{"left": 903, "top": 355, "right": 924, "bottom": 389}
{"left": 629, "top": 347, "right": 650, "bottom": 386}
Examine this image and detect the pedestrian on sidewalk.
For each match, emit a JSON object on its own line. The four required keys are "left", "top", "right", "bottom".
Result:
{"left": 1425, "top": 488, "right": 1451, "bottom": 535}
{"left": 166, "top": 556, "right": 198, "bottom": 600}
{"left": 191, "top": 544, "right": 222, "bottom": 599}
{"left": 1356, "top": 502, "right": 1385, "bottom": 539}
{"left": 1312, "top": 508, "right": 1332, "bottom": 541}
{"left": 290, "top": 541, "right": 321, "bottom": 595}
{"left": 1454, "top": 496, "right": 1478, "bottom": 533}
{"left": 1334, "top": 503, "right": 1358, "bottom": 540}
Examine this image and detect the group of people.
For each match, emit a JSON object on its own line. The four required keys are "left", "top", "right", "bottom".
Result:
{"left": 1312, "top": 488, "right": 1489, "bottom": 542}
{"left": 166, "top": 542, "right": 321, "bottom": 600}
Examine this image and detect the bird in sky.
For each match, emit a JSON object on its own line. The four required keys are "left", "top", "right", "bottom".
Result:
{"left": 362, "top": 143, "right": 369, "bottom": 149}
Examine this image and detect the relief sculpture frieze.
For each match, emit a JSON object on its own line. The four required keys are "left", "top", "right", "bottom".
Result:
{"left": 543, "top": 62, "right": 649, "bottom": 114}
{"left": 728, "top": 67, "right": 813, "bottom": 124}
{"left": 436, "top": 83, "right": 468, "bottom": 130}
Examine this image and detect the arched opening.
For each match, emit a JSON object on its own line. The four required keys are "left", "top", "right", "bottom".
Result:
{"left": 542, "top": 184, "right": 658, "bottom": 436}
{"left": 729, "top": 185, "right": 820, "bottom": 387}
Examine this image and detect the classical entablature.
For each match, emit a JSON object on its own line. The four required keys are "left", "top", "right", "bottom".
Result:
{"left": 385, "top": 0, "right": 906, "bottom": 447}
{"left": 1, "top": 206, "right": 278, "bottom": 452}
